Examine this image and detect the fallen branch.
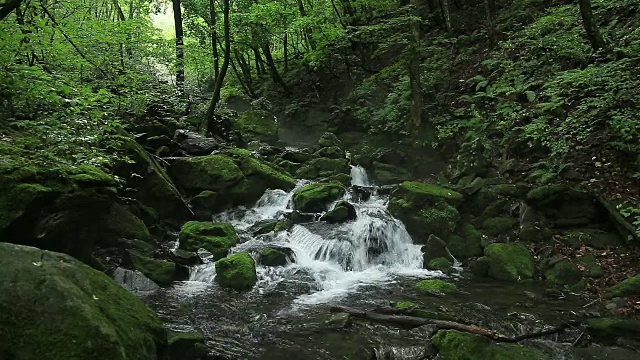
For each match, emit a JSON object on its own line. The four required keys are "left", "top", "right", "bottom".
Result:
{"left": 330, "top": 305, "right": 570, "bottom": 343}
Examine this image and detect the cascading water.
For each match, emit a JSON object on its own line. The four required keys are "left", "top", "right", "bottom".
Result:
{"left": 184, "top": 165, "right": 435, "bottom": 305}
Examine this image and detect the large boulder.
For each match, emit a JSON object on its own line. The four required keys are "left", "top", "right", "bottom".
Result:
{"left": 127, "top": 251, "right": 176, "bottom": 286}
{"left": 431, "top": 330, "right": 545, "bottom": 359}
{"left": 371, "top": 162, "right": 411, "bottom": 185}
{"left": 526, "top": 184, "right": 608, "bottom": 228}
{"left": 174, "top": 129, "right": 219, "bottom": 155}
{"left": 0, "top": 243, "right": 167, "bottom": 360}
{"left": 235, "top": 110, "right": 278, "bottom": 143}
{"left": 320, "top": 201, "right": 357, "bottom": 223}
{"left": 587, "top": 318, "right": 640, "bottom": 345}
{"left": 292, "top": 183, "right": 344, "bottom": 213}
{"left": 483, "top": 243, "right": 534, "bottom": 282}
{"left": 446, "top": 222, "right": 484, "bottom": 259}
{"left": 101, "top": 203, "right": 151, "bottom": 242}
{"left": 388, "top": 182, "right": 463, "bottom": 241}
{"left": 215, "top": 252, "right": 258, "bottom": 291}
{"left": 258, "top": 246, "right": 296, "bottom": 267}
{"left": 178, "top": 221, "right": 239, "bottom": 260}
{"left": 170, "top": 151, "right": 295, "bottom": 210}
{"left": 605, "top": 275, "right": 640, "bottom": 298}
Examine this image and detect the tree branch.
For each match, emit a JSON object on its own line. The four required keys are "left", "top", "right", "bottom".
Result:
{"left": 0, "top": 0, "right": 22, "bottom": 21}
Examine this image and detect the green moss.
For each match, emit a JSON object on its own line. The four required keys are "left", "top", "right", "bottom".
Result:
{"left": 168, "top": 332, "right": 207, "bottom": 360}
{"left": 0, "top": 243, "right": 167, "bottom": 360}
{"left": 470, "top": 257, "right": 491, "bottom": 277}
{"left": 417, "top": 202, "right": 460, "bottom": 238}
{"left": 318, "top": 132, "right": 341, "bottom": 147}
{"left": 178, "top": 221, "right": 239, "bottom": 260}
{"left": 447, "top": 223, "right": 484, "bottom": 258}
{"left": 481, "top": 217, "right": 517, "bottom": 237}
{"left": 398, "top": 181, "right": 464, "bottom": 204}
{"left": 129, "top": 251, "right": 175, "bottom": 286}
{"left": 395, "top": 301, "right": 416, "bottom": 309}
{"left": 308, "top": 157, "right": 350, "bottom": 175}
{"left": 545, "top": 259, "right": 583, "bottom": 287}
{"left": 605, "top": 275, "right": 640, "bottom": 298}
{"left": 295, "top": 165, "right": 320, "bottom": 179}
{"left": 215, "top": 252, "right": 258, "bottom": 291}
{"left": 587, "top": 318, "right": 640, "bottom": 343}
{"left": 102, "top": 203, "right": 151, "bottom": 241}
{"left": 490, "top": 184, "right": 520, "bottom": 198}
{"left": 432, "top": 330, "right": 545, "bottom": 360}
{"left": 562, "top": 229, "right": 623, "bottom": 249}
{"left": 235, "top": 110, "right": 278, "bottom": 142}
{"left": 416, "top": 279, "right": 457, "bottom": 294}
{"left": 427, "top": 257, "right": 454, "bottom": 272}
{"left": 292, "top": 182, "right": 343, "bottom": 212}
{"left": 577, "top": 254, "right": 604, "bottom": 278}
{"left": 232, "top": 153, "right": 295, "bottom": 191}
{"left": 0, "top": 183, "right": 53, "bottom": 230}
{"left": 314, "top": 146, "right": 345, "bottom": 159}
{"left": 484, "top": 243, "right": 534, "bottom": 282}
{"left": 170, "top": 155, "right": 244, "bottom": 192}
{"left": 322, "top": 173, "right": 352, "bottom": 186}
{"left": 422, "top": 235, "right": 450, "bottom": 264}
{"left": 274, "top": 219, "right": 293, "bottom": 232}
{"left": 259, "top": 248, "right": 292, "bottom": 267}
{"left": 372, "top": 162, "right": 411, "bottom": 185}
{"left": 526, "top": 184, "right": 575, "bottom": 204}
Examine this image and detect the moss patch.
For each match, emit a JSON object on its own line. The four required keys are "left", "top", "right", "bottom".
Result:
{"left": 395, "top": 181, "right": 463, "bottom": 205}
{"left": 484, "top": 243, "right": 534, "bottom": 282}
{"left": 129, "top": 251, "right": 175, "bottom": 286}
{"left": 215, "top": 252, "right": 258, "bottom": 291}
{"left": 545, "top": 259, "right": 583, "bottom": 287}
{"left": 605, "top": 275, "right": 640, "bottom": 298}
{"left": 293, "top": 182, "right": 344, "bottom": 212}
{"left": 0, "top": 243, "right": 167, "bottom": 360}
{"left": 178, "top": 221, "right": 239, "bottom": 260}
{"left": 481, "top": 217, "right": 517, "bottom": 237}
{"left": 427, "top": 257, "right": 454, "bottom": 273}
{"left": 235, "top": 110, "right": 278, "bottom": 142}
{"left": 432, "top": 330, "right": 545, "bottom": 360}
{"left": 170, "top": 155, "right": 244, "bottom": 192}
{"left": 416, "top": 279, "right": 457, "bottom": 294}
{"left": 102, "top": 203, "right": 151, "bottom": 241}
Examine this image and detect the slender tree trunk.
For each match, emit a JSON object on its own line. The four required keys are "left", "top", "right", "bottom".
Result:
{"left": 484, "top": 0, "right": 496, "bottom": 47}
{"left": 284, "top": 32, "right": 288, "bottom": 72}
{"left": 0, "top": 0, "right": 23, "bottom": 21}
{"left": 578, "top": 0, "right": 606, "bottom": 51}
{"left": 209, "top": 0, "right": 219, "bottom": 81}
{"left": 408, "top": 0, "right": 423, "bottom": 128}
{"left": 172, "top": 0, "right": 185, "bottom": 93}
{"left": 203, "top": 0, "right": 230, "bottom": 133}
{"left": 253, "top": 48, "right": 265, "bottom": 75}
{"left": 295, "top": 0, "right": 316, "bottom": 50}
{"left": 440, "top": 0, "right": 452, "bottom": 35}
{"left": 262, "top": 42, "right": 289, "bottom": 95}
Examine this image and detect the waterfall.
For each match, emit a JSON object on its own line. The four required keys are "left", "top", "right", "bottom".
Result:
{"left": 182, "top": 166, "right": 434, "bottom": 303}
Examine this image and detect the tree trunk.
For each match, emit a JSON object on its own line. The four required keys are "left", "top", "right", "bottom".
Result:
{"left": 0, "top": 0, "right": 22, "bottom": 21}
{"left": 408, "top": 0, "right": 423, "bottom": 128}
{"left": 262, "top": 42, "right": 289, "bottom": 95}
{"left": 578, "top": 0, "right": 606, "bottom": 51}
{"left": 253, "top": 47, "right": 265, "bottom": 75}
{"left": 484, "top": 0, "right": 496, "bottom": 47}
{"left": 295, "top": 0, "right": 316, "bottom": 50}
{"left": 203, "top": 0, "right": 230, "bottom": 133}
{"left": 440, "top": 0, "right": 452, "bottom": 35}
{"left": 284, "top": 32, "right": 288, "bottom": 72}
{"left": 172, "top": 0, "right": 185, "bottom": 93}
{"left": 209, "top": 0, "right": 219, "bottom": 81}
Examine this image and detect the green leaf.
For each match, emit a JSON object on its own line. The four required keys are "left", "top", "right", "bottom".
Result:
{"left": 525, "top": 91, "right": 536, "bottom": 102}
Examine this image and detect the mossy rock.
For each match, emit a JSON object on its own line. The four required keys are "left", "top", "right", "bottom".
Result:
{"left": 470, "top": 257, "right": 491, "bottom": 277}
{"left": 447, "top": 223, "right": 484, "bottom": 258}
{"left": 128, "top": 251, "right": 175, "bottom": 286}
{"left": 318, "top": 132, "right": 341, "bottom": 148}
{"left": 431, "top": 330, "right": 545, "bottom": 360}
{"left": 320, "top": 201, "right": 357, "bottom": 223}
{"left": 314, "top": 146, "right": 346, "bottom": 159}
{"left": 250, "top": 219, "right": 279, "bottom": 236}
{"left": 258, "top": 247, "right": 295, "bottom": 267}
{"left": 392, "top": 181, "right": 464, "bottom": 206}
{"left": 372, "top": 162, "right": 411, "bottom": 185}
{"left": 605, "top": 275, "right": 640, "bottom": 298}
{"left": 178, "top": 221, "right": 239, "bottom": 260}
{"left": 484, "top": 243, "right": 534, "bottom": 282}
{"left": 292, "top": 182, "right": 344, "bottom": 213}
{"left": 394, "top": 301, "right": 417, "bottom": 309}
{"left": 281, "top": 150, "right": 316, "bottom": 164}
{"left": 562, "top": 229, "right": 624, "bottom": 249}
{"left": 587, "top": 318, "right": 640, "bottom": 344}
{"left": 275, "top": 159, "right": 301, "bottom": 174}
{"left": 274, "top": 219, "right": 293, "bottom": 232}
{"left": 427, "top": 257, "right": 454, "bottom": 273}
{"left": 235, "top": 110, "right": 278, "bottom": 142}
{"left": 171, "top": 155, "right": 244, "bottom": 192}
{"left": 545, "top": 259, "right": 583, "bottom": 287}
{"left": 422, "top": 234, "right": 451, "bottom": 264}
{"left": 215, "top": 252, "right": 257, "bottom": 291}
{"left": 526, "top": 184, "right": 575, "bottom": 205}
{"left": 295, "top": 164, "right": 320, "bottom": 179}
{"left": 576, "top": 254, "right": 604, "bottom": 278}
{"left": 308, "top": 157, "right": 350, "bottom": 176}
{"left": 323, "top": 173, "right": 352, "bottom": 186}
{"left": 0, "top": 243, "right": 167, "bottom": 360}
{"left": 0, "top": 183, "right": 54, "bottom": 230}
{"left": 416, "top": 279, "right": 457, "bottom": 295}
{"left": 168, "top": 332, "right": 208, "bottom": 360}
{"left": 481, "top": 217, "right": 517, "bottom": 237}
{"left": 390, "top": 198, "right": 460, "bottom": 241}
{"left": 102, "top": 203, "right": 151, "bottom": 241}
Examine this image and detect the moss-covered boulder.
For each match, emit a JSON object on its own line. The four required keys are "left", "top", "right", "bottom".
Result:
{"left": 431, "top": 330, "right": 545, "bottom": 360}
{"left": 168, "top": 332, "right": 208, "bottom": 360}
{"left": 545, "top": 259, "right": 583, "bottom": 288}
{"left": 422, "top": 234, "right": 451, "bottom": 265}
{"left": 293, "top": 183, "right": 344, "bottom": 212}
{"left": 605, "top": 275, "right": 640, "bottom": 298}
{"left": 258, "top": 247, "right": 295, "bottom": 267}
{"left": 101, "top": 203, "right": 151, "bottom": 241}
{"left": 562, "top": 229, "right": 624, "bottom": 249}
{"left": 484, "top": 243, "right": 534, "bottom": 282}
{"left": 170, "top": 152, "right": 295, "bottom": 209}
{"left": 314, "top": 146, "right": 346, "bottom": 159}
{"left": 128, "top": 251, "right": 176, "bottom": 286}
{"left": 587, "top": 318, "right": 640, "bottom": 344}
{"left": 309, "top": 157, "right": 350, "bottom": 176}
{"left": 416, "top": 279, "right": 457, "bottom": 295}
{"left": 576, "top": 254, "right": 604, "bottom": 278}
{"left": 446, "top": 223, "right": 484, "bottom": 259}
{"left": 427, "top": 257, "right": 455, "bottom": 273}
{"left": 481, "top": 217, "right": 518, "bottom": 238}
{"left": 0, "top": 243, "right": 167, "bottom": 360}
{"left": 235, "top": 109, "right": 278, "bottom": 142}
{"left": 372, "top": 162, "right": 411, "bottom": 185}
{"left": 389, "top": 182, "right": 463, "bottom": 241}
{"left": 178, "top": 221, "right": 239, "bottom": 260}
{"left": 215, "top": 252, "right": 258, "bottom": 291}
{"left": 320, "top": 201, "right": 357, "bottom": 223}
{"left": 318, "top": 132, "right": 341, "bottom": 148}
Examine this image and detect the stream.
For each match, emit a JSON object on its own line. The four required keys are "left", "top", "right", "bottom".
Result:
{"left": 146, "top": 166, "right": 591, "bottom": 359}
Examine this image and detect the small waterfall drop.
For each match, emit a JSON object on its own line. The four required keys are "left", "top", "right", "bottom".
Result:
{"left": 351, "top": 165, "right": 371, "bottom": 186}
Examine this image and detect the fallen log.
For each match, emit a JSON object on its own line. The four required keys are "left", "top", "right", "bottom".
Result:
{"left": 330, "top": 305, "right": 570, "bottom": 343}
